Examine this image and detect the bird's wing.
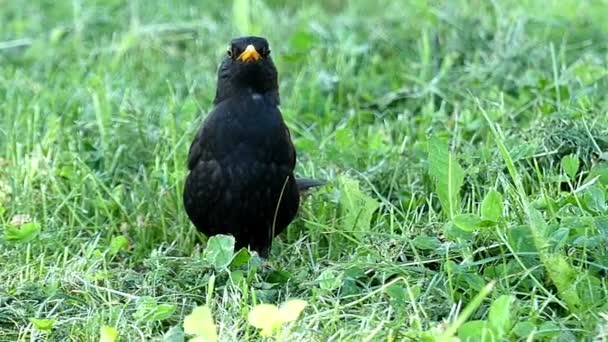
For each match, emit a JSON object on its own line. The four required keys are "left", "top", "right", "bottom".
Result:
{"left": 187, "top": 113, "right": 216, "bottom": 171}
{"left": 282, "top": 123, "right": 297, "bottom": 169}
{"left": 187, "top": 136, "right": 201, "bottom": 170}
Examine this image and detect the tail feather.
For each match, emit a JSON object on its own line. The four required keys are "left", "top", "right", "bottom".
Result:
{"left": 296, "top": 177, "right": 326, "bottom": 191}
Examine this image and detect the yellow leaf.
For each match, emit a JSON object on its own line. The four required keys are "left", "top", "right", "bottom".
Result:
{"left": 183, "top": 305, "right": 217, "bottom": 342}
{"left": 247, "top": 304, "right": 282, "bottom": 336}
{"left": 99, "top": 326, "right": 118, "bottom": 342}
{"left": 278, "top": 299, "right": 308, "bottom": 322}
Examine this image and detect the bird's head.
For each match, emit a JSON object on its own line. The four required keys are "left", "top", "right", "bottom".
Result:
{"left": 214, "top": 36, "right": 279, "bottom": 104}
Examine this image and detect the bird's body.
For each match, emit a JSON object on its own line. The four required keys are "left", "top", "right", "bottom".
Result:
{"left": 183, "top": 36, "right": 320, "bottom": 257}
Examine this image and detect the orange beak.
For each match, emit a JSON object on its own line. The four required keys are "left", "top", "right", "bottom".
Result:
{"left": 237, "top": 44, "right": 261, "bottom": 62}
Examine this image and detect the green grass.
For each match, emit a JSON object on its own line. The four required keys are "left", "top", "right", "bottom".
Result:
{"left": 1, "top": 0, "right": 608, "bottom": 340}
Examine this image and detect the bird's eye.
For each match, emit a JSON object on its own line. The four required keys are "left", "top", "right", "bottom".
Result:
{"left": 226, "top": 49, "right": 233, "bottom": 57}
{"left": 263, "top": 47, "right": 271, "bottom": 56}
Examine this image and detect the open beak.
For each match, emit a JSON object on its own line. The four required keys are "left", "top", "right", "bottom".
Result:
{"left": 237, "top": 44, "right": 261, "bottom": 62}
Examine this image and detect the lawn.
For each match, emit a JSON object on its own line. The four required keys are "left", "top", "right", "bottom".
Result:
{"left": 1, "top": 0, "right": 608, "bottom": 340}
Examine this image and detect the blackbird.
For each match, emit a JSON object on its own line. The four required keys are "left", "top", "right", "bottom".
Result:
{"left": 183, "top": 36, "right": 323, "bottom": 258}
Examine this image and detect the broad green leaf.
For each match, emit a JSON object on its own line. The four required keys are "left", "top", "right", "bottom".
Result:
{"left": 161, "top": 326, "right": 185, "bottom": 342}
{"left": 229, "top": 248, "right": 251, "bottom": 268}
{"left": 583, "top": 185, "right": 606, "bottom": 213}
{"left": 461, "top": 273, "right": 485, "bottom": 291}
{"left": 587, "top": 162, "right": 608, "bottom": 186}
{"left": 5, "top": 222, "right": 41, "bottom": 243}
{"left": 444, "top": 221, "right": 475, "bottom": 241}
{"left": 561, "top": 154, "right": 579, "bottom": 179}
{"left": 184, "top": 305, "right": 217, "bottom": 342}
{"left": 428, "top": 137, "right": 464, "bottom": 218}
{"left": 266, "top": 270, "right": 292, "bottom": 284}
{"left": 134, "top": 297, "right": 157, "bottom": 319}
{"left": 386, "top": 284, "right": 407, "bottom": 301}
{"left": 594, "top": 216, "right": 608, "bottom": 233}
{"left": 278, "top": 299, "right": 307, "bottom": 322}
{"left": 532, "top": 194, "right": 558, "bottom": 211}
{"left": 536, "top": 321, "right": 560, "bottom": 338}
{"left": 338, "top": 177, "right": 380, "bottom": 238}
{"left": 344, "top": 266, "right": 366, "bottom": 279}
{"left": 204, "top": 234, "right": 235, "bottom": 270}
{"left": 488, "top": 295, "right": 514, "bottom": 337}
{"left": 412, "top": 235, "right": 440, "bottom": 250}
{"left": 317, "top": 269, "right": 342, "bottom": 291}
{"left": 29, "top": 318, "right": 55, "bottom": 332}
{"left": 134, "top": 297, "right": 176, "bottom": 322}
{"left": 548, "top": 228, "right": 569, "bottom": 251}
{"left": 512, "top": 321, "right": 535, "bottom": 337}
{"left": 108, "top": 235, "right": 129, "bottom": 256}
{"left": 457, "top": 320, "right": 496, "bottom": 341}
{"left": 229, "top": 270, "right": 244, "bottom": 285}
{"left": 100, "top": 326, "right": 118, "bottom": 342}
{"left": 576, "top": 273, "right": 604, "bottom": 308}
{"left": 452, "top": 214, "right": 483, "bottom": 232}
{"left": 481, "top": 190, "right": 503, "bottom": 222}
{"left": 150, "top": 304, "right": 177, "bottom": 321}
{"left": 248, "top": 304, "right": 281, "bottom": 337}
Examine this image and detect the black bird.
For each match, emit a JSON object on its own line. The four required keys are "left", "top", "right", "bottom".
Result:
{"left": 183, "top": 36, "right": 323, "bottom": 258}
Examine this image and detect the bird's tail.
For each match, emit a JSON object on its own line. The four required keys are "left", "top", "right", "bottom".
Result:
{"left": 296, "top": 177, "right": 326, "bottom": 191}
